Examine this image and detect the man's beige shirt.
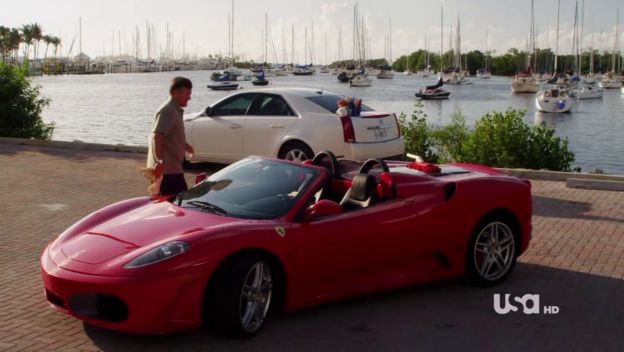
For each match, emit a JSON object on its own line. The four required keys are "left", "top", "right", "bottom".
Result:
{"left": 147, "top": 98, "right": 186, "bottom": 174}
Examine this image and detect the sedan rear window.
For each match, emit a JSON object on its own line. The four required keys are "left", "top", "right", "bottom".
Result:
{"left": 306, "top": 95, "right": 372, "bottom": 114}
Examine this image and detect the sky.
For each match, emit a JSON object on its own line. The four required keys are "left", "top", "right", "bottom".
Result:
{"left": 2, "top": 0, "right": 622, "bottom": 63}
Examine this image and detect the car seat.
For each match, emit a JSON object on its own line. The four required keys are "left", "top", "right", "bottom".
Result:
{"left": 339, "top": 173, "right": 378, "bottom": 210}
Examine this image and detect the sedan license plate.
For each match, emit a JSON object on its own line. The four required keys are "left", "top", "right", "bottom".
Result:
{"left": 374, "top": 128, "right": 388, "bottom": 140}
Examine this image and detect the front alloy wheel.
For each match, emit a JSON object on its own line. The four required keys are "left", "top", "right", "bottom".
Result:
{"left": 205, "top": 256, "right": 275, "bottom": 337}
{"left": 239, "top": 262, "right": 272, "bottom": 333}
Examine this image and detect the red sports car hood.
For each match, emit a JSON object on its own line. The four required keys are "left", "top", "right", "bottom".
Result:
{"left": 51, "top": 201, "right": 238, "bottom": 268}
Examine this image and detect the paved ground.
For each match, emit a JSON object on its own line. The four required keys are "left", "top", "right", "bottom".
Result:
{"left": 1, "top": 143, "right": 623, "bottom": 351}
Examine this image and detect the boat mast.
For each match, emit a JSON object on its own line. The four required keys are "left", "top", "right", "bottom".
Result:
{"left": 528, "top": 0, "right": 535, "bottom": 73}
{"left": 79, "top": 17, "right": 82, "bottom": 55}
{"left": 613, "top": 8, "right": 619, "bottom": 73}
{"left": 485, "top": 28, "right": 488, "bottom": 71}
{"left": 590, "top": 27, "right": 594, "bottom": 74}
{"left": 440, "top": 6, "right": 443, "bottom": 72}
{"left": 554, "top": 0, "right": 560, "bottom": 74}
{"left": 572, "top": 1, "right": 580, "bottom": 74}
{"left": 231, "top": 0, "right": 235, "bottom": 65}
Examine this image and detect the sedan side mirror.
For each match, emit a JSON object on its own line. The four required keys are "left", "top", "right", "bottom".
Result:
{"left": 304, "top": 200, "right": 342, "bottom": 221}
{"left": 203, "top": 106, "right": 212, "bottom": 116}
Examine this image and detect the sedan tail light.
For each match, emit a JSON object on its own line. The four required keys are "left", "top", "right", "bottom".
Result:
{"left": 393, "top": 113, "right": 402, "bottom": 137}
{"left": 340, "top": 115, "right": 356, "bottom": 143}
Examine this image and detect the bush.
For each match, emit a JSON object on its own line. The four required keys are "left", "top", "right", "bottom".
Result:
{"left": 398, "top": 102, "right": 438, "bottom": 163}
{"left": 431, "top": 108, "right": 470, "bottom": 163}
{"left": 0, "top": 62, "right": 53, "bottom": 139}
{"left": 399, "top": 107, "right": 575, "bottom": 171}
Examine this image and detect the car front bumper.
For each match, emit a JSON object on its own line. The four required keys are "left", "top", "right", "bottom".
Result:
{"left": 40, "top": 247, "right": 209, "bottom": 334}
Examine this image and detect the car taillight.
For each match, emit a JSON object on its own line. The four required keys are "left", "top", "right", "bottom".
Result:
{"left": 394, "top": 114, "right": 402, "bottom": 137}
{"left": 340, "top": 115, "right": 356, "bottom": 143}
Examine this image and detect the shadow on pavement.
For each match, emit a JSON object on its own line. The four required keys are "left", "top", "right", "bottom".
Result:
{"left": 84, "top": 263, "right": 623, "bottom": 351}
{"left": 533, "top": 195, "right": 624, "bottom": 223}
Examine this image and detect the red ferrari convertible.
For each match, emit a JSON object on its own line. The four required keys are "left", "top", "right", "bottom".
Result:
{"left": 41, "top": 152, "right": 532, "bottom": 336}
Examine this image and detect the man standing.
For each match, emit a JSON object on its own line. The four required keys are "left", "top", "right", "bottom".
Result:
{"left": 147, "top": 76, "right": 195, "bottom": 196}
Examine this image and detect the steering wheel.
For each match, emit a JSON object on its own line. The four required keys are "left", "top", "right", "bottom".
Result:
{"left": 311, "top": 151, "right": 340, "bottom": 178}
{"left": 358, "top": 158, "right": 389, "bottom": 175}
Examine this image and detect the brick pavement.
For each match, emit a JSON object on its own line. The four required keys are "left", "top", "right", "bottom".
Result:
{"left": 1, "top": 143, "right": 623, "bottom": 351}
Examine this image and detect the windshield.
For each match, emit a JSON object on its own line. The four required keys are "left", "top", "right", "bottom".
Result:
{"left": 305, "top": 95, "right": 373, "bottom": 114}
{"left": 178, "top": 158, "right": 319, "bottom": 219}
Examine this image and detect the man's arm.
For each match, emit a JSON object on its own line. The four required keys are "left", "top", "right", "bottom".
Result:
{"left": 153, "top": 132, "right": 165, "bottom": 177}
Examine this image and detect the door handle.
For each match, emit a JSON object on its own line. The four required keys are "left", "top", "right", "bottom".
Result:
{"left": 270, "top": 124, "right": 284, "bottom": 129}
{"left": 229, "top": 123, "right": 242, "bottom": 129}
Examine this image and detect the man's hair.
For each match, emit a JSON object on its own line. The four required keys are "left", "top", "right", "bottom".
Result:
{"left": 170, "top": 77, "right": 193, "bottom": 94}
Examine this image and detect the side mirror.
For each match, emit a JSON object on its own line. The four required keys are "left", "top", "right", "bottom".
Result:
{"left": 194, "top": 173, "right": 208, "bottom": 185}
{"left": 304, "top": 200, "right": 342, "bottom": 221}
{"left": 203, "top": 106, "right": 212, "bottom": 116}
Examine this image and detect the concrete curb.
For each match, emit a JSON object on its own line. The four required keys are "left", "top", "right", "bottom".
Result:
{"left": 495, "top": 167, "right": 624, "bottom": 182}
{"left": 0, "top": 137, "right": 147, "bottom": 154}
{"left": 566, "top": 178, "right": 624, "bottom": 192}
{"left": 2, "top": 137, "right": 624, "bottom": 188}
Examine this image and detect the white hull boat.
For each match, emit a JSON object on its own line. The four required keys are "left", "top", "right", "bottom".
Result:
{"left": 511, "top": 75, "right": 539, "bottom": 93}
{"left": 599, "top": 79, "right": 622, "bottom": 89}
{"left": 572, "top": 83, "right": 603, "bottom": 99}
{"left": 444, "top": 72, "right": 471, "bottom": 85}
{"left": 377, "top": 70, "right": 395, "bottom": 79}
{"left": 535, "top": 88, "right": 574, "bottom": 113}
{"left": 350, "top": 75, "right": 372, "bottom": 87}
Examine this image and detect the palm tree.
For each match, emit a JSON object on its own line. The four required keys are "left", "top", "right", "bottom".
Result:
{"left": 51, "top": 36, "right": 61, "bottom": 58}
{"left": 21, "top": 24, "right": 33, "bottom": 61}
{"left": 31, "top": 23, "right": 43, "bottom": 61}
{"left": 42, "top": 35, "right": 52, "bottom": 60}
{"left": 0, "top": 26, "right": 9, "bottom": 62}
{"left": 9, "top": 28, "right": 22, "bottom": 63}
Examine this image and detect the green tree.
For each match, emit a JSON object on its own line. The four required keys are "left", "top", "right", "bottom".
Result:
{"left": 0, "top": 62, "right": 54, "bottom": 139}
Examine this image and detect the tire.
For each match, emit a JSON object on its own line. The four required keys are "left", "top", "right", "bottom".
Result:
{"left": 204, "top": 255, "right": 274, "bottom": 337}
{"left": 278, "top": 141, "right": 313, "bottom": 162}
{"left": 465, "top": 217, "right": 519, "bottom": 286}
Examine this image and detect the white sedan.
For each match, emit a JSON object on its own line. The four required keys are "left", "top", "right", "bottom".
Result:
{"left": 184, "top": 88, "right": 404, "bottom": 164}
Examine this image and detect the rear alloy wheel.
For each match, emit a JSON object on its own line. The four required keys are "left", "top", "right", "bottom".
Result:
{"left": 466, "top": 220, "right": 518, "bottom": 285}
{"left": 279, "top": 141, "right": 313, "bottom": 163}
{"left": 206, "top": 256, "right": 274, "bottom": 337}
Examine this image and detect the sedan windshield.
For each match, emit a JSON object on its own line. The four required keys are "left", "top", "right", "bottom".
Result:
{"left": 178, "top": 158, "right": 319, "bottom": 219}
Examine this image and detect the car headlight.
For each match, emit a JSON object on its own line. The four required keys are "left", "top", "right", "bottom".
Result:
{"left": 124, "top": 241, "right": 191, "bottom": 269}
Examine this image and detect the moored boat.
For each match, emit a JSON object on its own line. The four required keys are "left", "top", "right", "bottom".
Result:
{"left": 535, "top": 87, "right": 574, "bottom": 113}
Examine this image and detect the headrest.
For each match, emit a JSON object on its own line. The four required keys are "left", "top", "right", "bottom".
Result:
{"left": 376, "top": 172, "right": 396, "bottom": 199}
{"left": 350, "top": 173, "right": 377, "bottom": 202}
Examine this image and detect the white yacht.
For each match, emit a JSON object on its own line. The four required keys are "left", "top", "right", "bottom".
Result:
{"left": 350, "top": 74, "right": 372, "bottom": 87}
{"left": 572, "top": 82, "right": 603, "bottom": 99}
{"left": 511, "top": 73, "right": 539, "bottom": 93}
{"left": 535, "top": 87, "right": 574, "bottom": 113}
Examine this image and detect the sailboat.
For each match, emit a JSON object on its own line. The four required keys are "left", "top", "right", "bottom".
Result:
{"left": 599, "top": 9, "right": 622, "bottom": 89}
{"left": 570, "top": 2, "right": 603, "bottom": 99}
{"left": 418, "top": 34, "right": 433, "bottom": 77}
{"left": 416, "top": 7, "right": 451, "bottom": 100}
{"left": 512, "top": 0, "right": 539, "bottom": 93}
{"left": 377, "top": 17, "right": 395, "bottom": 79}
{"left": 536, "top": 0, "right": 574, "bottom": 113}
{"left": 444, "top": 15, "right": 471, "bottom": 85}
{"left": 477, "top": 29, "right": 492, "bottom": 79}
{"left": 350, "top": 4, "right": 372, "bottom": 86}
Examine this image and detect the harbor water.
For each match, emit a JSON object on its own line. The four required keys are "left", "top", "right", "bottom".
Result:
{"left": 34, "top": 71, "right": 624, "bottom": 173}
